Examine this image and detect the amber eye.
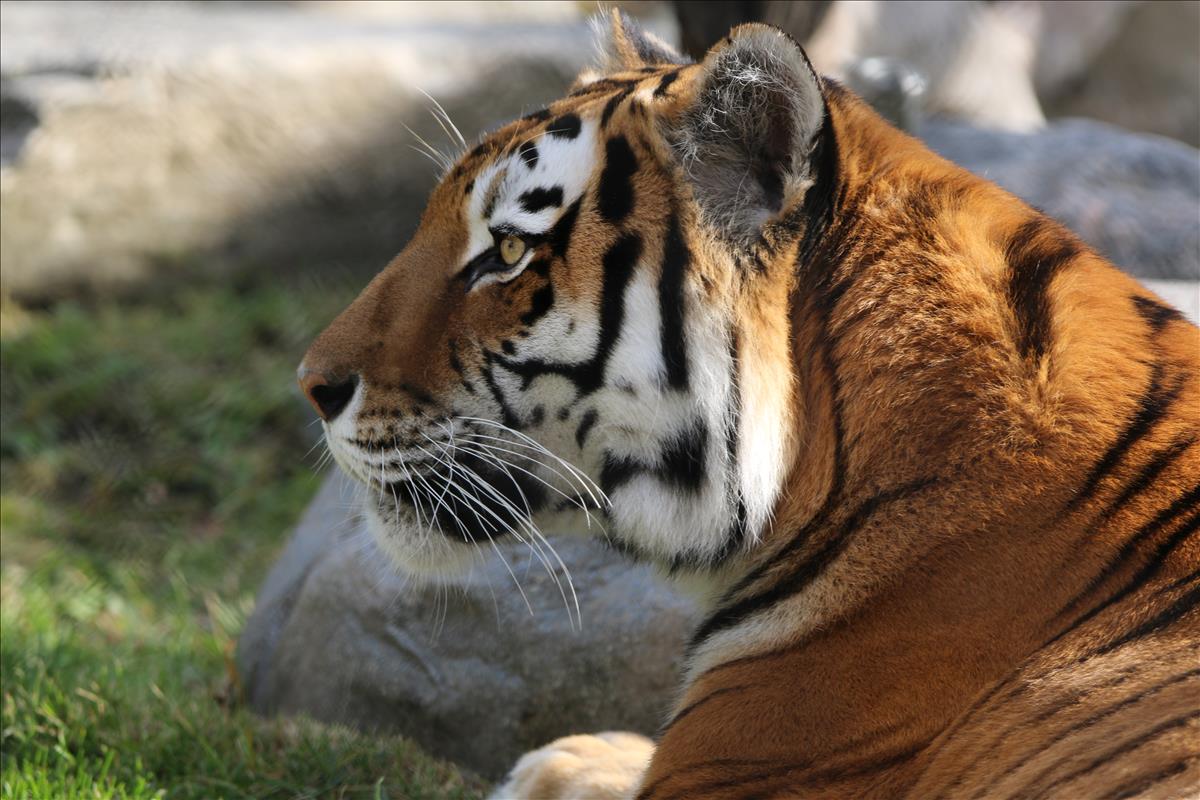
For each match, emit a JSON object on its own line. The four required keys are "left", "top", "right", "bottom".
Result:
{"left": 499, "top": 236, "right": 527, "bottom": 266}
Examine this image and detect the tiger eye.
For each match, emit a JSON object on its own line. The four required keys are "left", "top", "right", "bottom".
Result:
{"left": 499, "top": 236, "right": 527, "bottom": 266}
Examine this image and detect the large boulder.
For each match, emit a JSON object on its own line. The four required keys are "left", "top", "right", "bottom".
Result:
{"left": 237, "top": 473, "right": 697, "bottom": 780}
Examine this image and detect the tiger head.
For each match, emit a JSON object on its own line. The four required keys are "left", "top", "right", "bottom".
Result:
{"left": 299, "top": 13, "right": 833, "bottom": 581}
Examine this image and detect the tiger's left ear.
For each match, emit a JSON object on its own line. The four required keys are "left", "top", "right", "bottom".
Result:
{"left": 667, "top": 24, "right": 828, "bottom": 247}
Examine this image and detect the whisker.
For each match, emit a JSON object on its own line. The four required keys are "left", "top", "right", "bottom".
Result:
{"left": 441, "top": 437, "right": 580, "bottom": 629}
{"left": 456, "top": 417, "right": 609, "bottom": 510}
{"left": 416, "top": 87, "right": 468, "bottom": 153}
{"left": 460, "top": 437, "right": 606, "bottom": 531}
{"left": 418, "top": 435, "right": 543, "bottom": 618}
{"left": 458, "top": 427, "right": 609, "bottom": 520}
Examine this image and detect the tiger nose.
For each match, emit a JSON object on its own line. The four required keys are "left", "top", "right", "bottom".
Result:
{"left": 298, "top": 368, "right": 359, "bottom": 422}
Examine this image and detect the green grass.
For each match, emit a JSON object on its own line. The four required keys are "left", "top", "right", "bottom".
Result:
{"left": 0, "top": 275, "right": 485, "bottom": 799}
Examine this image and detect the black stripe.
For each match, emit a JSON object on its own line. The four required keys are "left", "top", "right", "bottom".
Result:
{"left": 517, "top": 140, "right": 539, "bottom": 169}
{"left": 447, "top": 342, "right": 465, "bottom": 376}
{"left": 647, "top": 745, "right": 922, "bottom": 800}
{"left": 659, "top": 212, "right": 691, "bottom": 390}
{"left": 1004, "top": 217, "right": 1081, "bottom": 360}
{"left": 660, "top": 418, "right": 707, "bottom": 491}
{"left": 658, "top": 684, "right": 753, "bottom": 737}
{"left": 584, "top": 232, "right": 643, "bottom": 391}
{"left": 574, "top": 408, "right": 598, "bottom": 448}
{"left": 1155, "top": 565, "right": 1200, "bottom": 598}
{"left": 1029, "top": 710, "right": 1200, "bottom": 798}
{"left": 641, "top": 718, "right": 913, "bottom": 800}
{"left": 568, "top": 78, "right": 636, "bottom": 98}
{"left": 654, "top": 69, "right": 680, "bottom": 97}
{"left": 795, "top": 99, "right": 840, "bottom": 268}
{"left": 518, "top": 186, "right": 562, "bottom": 214}
{"left": 600, "top": 89, "right": 630, "bottom": 128}
{"left": 546, "top": 112, "right": 581, "bottom": 139}
{"left": 493, "top": 233, "right": 643, "bottom": 396}
{"left": 1095, "top": 436, "right": 1195, "bottom": 524}
{"left": 1131, "top": 294, "right": 1185, "bottom": 333}
{"left": 723, "top": 328, "right": 748, "bottom": 557}
{"left": 521, "top": 108, "right": 551, "bottom": 123}
{"left": 548, "top": 198, "right": 581, "bottom": 259}
{"left": 1050, "top": 485, "right": 1200, "bottom": 648}
{"left": 1093, "top": 569, "right": 1200, "bottom": 657}
{"left": 687, "top": 287, "right": 852, "bottom": 656}
{"left": 992, "top": 668, "right": 1200, "bottom": 792}
{"left": 689, "top": 478, "right": 935, "bottom": 648}
{"left": 1065, "top": 363, "right": 1183, "bottom": 513}
{"left": 396, "top": 382, "right": 436, "bottom": 406}
{"left": 598, "top": 135, "right": 638, "bottom": 223}
{"left": 600, "top": 452, "right": 646, "bottom": 494}
{"left": 479, "top": 355, "right": 522, "bottom": 430}
{"left": 519, "top": 284, "right": 554, "bottom": 327}
{"left": 1102, "top": 759, "right": 1194, "bottom": 800}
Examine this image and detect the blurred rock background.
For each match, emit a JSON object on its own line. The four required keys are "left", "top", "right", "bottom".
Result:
{"left": 1, "top": 2, "right": 1197, "bottom": 796}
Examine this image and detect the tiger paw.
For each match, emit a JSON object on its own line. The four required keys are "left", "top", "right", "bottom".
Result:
{"left": 489, "top": 732, "right": 655, "bottom": 800}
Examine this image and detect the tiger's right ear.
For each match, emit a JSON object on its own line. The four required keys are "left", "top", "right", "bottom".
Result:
{"left": 667, "top": 24, "right": 828, "bottom": 247}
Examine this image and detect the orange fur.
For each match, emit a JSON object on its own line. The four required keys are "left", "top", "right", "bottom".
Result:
{"left": 302, "top": 14, "right": 1200, "bottom": 799}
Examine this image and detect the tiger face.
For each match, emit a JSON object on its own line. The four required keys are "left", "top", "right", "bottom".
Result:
{"left": 299, "top": 18, "right": 827, "bottom": 581}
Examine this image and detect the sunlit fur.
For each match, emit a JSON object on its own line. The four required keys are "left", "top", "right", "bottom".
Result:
{"left": 302, "top": 11, "right": 1200, "bottom": 800}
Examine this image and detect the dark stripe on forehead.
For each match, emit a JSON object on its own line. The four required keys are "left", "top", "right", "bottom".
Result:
{"left": 547, "top": 113, "right": 582, "bottom": 140}
{"left": 519, "top": 186, "right": 564, "bottom": 214}
{"left": 654, "top": 69, "right": 681, "bottom": 97}
{"left": 659, "top": 212, "right": 691, "bottom": 390}
{"left": 522, "top": 108, "right": 552, "bottom": 123}
{"left": 598, "top": 136, "right": 638, "bottom": 223}
{"left": 569, "top": 77, "right": 637, "bottom": 99}
{"left": 601, "top": 89, "right": 632, "bottom": 128}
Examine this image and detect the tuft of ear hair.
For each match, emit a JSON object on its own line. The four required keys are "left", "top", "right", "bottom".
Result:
{"left": 668, "top": 24, "right": 827, "bottom": 249}
{"left": 601, "top": 9, "right": 690, "bottom": 71}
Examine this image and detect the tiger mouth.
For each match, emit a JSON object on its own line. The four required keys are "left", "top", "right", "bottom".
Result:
{"left": 372, "top": 450, "right": 551, "bottom": 544}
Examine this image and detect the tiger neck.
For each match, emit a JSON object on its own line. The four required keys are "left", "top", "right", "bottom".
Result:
{"left": 672, "top": 96, "right": 1082, "bottom": 726}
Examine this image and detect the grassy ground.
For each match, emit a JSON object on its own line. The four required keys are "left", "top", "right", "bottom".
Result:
{"left": 0, "top": 273, "right": 485, "bottom": 799}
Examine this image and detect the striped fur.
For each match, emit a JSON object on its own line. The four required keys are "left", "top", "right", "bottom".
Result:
{"left": 301, "top": 13, "right": 1200, "bottom": 800}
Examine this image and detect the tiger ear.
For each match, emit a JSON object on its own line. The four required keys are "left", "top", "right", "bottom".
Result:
{"left": 605, "top": 9, "right": 689, "bottom": 70}
{"left": 668, "top": 24, "right": 827, "bottom": 246}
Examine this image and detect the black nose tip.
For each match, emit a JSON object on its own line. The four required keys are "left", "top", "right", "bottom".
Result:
{"left": 300, "top": 372, "right": 358, "bottom": 422}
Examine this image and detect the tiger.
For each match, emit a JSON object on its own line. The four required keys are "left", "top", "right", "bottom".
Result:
{"left": 298, "top": 11, "right": 1200, "bottom": 800}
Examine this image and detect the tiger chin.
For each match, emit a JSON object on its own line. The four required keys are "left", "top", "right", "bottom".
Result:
{"left": 299, "top": 11, "right": 1200, "bottom": 800}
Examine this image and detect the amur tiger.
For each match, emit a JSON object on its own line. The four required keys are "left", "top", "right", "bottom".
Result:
{"left": 298, "top": 12, "right": 1200, "bottom": 800}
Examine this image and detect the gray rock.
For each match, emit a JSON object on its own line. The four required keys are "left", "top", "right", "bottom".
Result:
{"left": 921, "top": 117, "right": 1200, "bottom": 280}
{"left": 0, "top": 1, "right": 596, "bottom": 301}
{"left": 237, "top": 471, "right": 696, "bottom": 780}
